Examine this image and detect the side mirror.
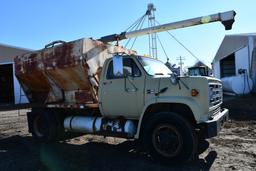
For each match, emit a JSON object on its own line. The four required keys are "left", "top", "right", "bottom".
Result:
{"left": 113, "top": 55, "right": 124, "bottom": 77}
{"left": 170, "top": 72, "right": 178, "bottom": 85}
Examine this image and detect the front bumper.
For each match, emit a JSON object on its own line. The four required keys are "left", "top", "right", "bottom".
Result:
{"left": 199, "top": 108, "right": 229, "bottom": 138}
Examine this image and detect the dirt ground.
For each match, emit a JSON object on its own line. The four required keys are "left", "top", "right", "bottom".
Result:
{"left": 0, "top": 95, "right": 256, "bottom": 171}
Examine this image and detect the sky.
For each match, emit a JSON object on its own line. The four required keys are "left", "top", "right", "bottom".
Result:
{"left": 1, "top": 0, "right": 256, "bottom": 67}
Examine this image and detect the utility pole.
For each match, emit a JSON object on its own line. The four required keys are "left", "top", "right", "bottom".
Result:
{"left": 176, "top": 56, "right": 185, "bottom": 76}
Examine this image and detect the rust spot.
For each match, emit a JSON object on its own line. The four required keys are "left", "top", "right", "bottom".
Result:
{"left": 16, "top": 71, "right": 51, "bottom": 103}
{"left": 14, "top": 57, "right": 23, "bottom": 75}
{"left": 94, "top": 67, "right": 102, "bottom": 83}
{"left": 46, "top": 66, "right": 91, "bottom": 90}
{"left": 24, "top": 53, "right": 39, "bottom": 73}
{"left": 44, "top": 42, "right": 77, "bottom": 69}
{"left": 75, "top": 91, "right": 94, "bottom": 104}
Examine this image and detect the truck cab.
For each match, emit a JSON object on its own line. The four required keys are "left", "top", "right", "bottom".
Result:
{"left": 98, "top": 54, "right": 228, "bottom": 161}
{"left": 188, "top": 66, "right": 211, "bottom": 76}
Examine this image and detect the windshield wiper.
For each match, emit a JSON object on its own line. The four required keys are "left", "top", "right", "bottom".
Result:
{"left": 154, "top": 73, "right": 164, "bottom": 75}
{"left": 169, "top": 73, "right": 189, "bottom": 90}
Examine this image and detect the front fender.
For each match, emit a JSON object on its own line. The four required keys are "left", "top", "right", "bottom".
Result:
{"left": 134, "top": 96, "right": 205, "bottom": 139}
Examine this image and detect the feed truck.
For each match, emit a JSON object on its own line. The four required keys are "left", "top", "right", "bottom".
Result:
{"left": 14, "top": 11, "right": 236, "bottom": 162}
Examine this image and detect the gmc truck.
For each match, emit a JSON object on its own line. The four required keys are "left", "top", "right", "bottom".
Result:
{"left": 14, "top": 10, "right": 235, "bottom": 162}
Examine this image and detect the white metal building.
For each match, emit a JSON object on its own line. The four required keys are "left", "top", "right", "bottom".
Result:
{"left": 212, "top": 33, "right": 256, "bottom": 94}
{"left": 0, "top": 43, "right": 31, "bottom": 105}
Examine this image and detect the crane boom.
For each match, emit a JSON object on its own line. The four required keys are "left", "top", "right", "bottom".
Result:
{"left": 99, "top": 10, "right": 236, "bottom": 43}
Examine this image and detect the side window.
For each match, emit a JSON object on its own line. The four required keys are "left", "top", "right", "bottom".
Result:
{"left": 107, "top": 58, "right": 141, "bottom": 79}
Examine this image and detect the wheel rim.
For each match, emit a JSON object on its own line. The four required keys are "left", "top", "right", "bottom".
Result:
{"left": 152, "top": 124, "right": 183, "bottom": 158}
{"left": 33, "top": 115, "right": 48, "bottom": 138}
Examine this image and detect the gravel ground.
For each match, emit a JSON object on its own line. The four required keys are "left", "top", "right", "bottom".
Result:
{"left": 0, "top": 95, "right": 255, "bottom": 171}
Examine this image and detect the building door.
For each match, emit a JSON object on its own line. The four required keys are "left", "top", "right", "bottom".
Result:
{"left": 220, "top": 53, "right": 236, "bottom": 78}
{"left": 0, "top": 64, "right": 14, "bottom": 104}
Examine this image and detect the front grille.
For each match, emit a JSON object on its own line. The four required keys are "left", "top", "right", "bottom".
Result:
{"left": 209, "top": 82, "right": 223, "bottom": 106}
{"left": 212, "top": 106, "right": 221, "bottom": 117}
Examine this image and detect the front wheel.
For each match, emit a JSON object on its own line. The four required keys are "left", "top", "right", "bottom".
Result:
{"left": 142, "top": 112, "right": 198, "bottom": 163}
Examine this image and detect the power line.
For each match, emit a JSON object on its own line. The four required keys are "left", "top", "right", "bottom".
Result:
{"left": 176, "top": 56, "right": 185, "bottom": 70}
{"left": 130, "top": 15, "right": 146, "bottom": 49}
{"left": 155, "top": 20, "right": 201, "bottom": 62}
{"left": 177, "top": 56, "right": 185, "bottom": 76}
{"left": 156, "top": 34, "right": 169, "bottom": 62}
{"left": 124, "top": 15, "right": 146, "bottom": 48}
{"left": 124, "top": 14, "right": 147, "bottom": 32}
{"left": 123, "top": 4, "right": 201, "bottom": 65}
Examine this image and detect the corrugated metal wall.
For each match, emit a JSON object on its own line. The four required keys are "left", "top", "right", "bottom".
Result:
{"left": 0, "top": 44, "right": 31, "bottom": 104}
{"left": 213, "top": 34, "right": 256, "bottom": 93}
{"left": 0, "top": 44, "right": 30, "bottom": 63}
{"left": 0, "top": 109, "right": 30, "bottom": 132}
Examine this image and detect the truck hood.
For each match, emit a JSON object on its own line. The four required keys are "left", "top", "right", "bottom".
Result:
{"left": 155, "top": 76, "right": 211, "bottom": 94}
{"left": 154, "top": 76, "right": 211, "bottom": 120}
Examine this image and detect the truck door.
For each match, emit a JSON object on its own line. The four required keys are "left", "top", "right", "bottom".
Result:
{"left": 100, "top": 58, "right": 144, "bottom": 118}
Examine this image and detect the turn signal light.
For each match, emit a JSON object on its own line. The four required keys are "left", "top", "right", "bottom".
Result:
{"left": 191, "top": 89, "right": 199, "bottom": 97}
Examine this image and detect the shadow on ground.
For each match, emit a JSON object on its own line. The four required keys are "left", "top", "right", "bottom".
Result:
{"left": 6, "top": 94, "right": 256, "bottom": 170}
{"left": 0, "top": 135, "right": 217, "bottom": 171}
{"left": 223, "top": 94, "right": 256, "bottom": 121}
{"left": 2, "top": 95, "right": 256, "bottom": 170}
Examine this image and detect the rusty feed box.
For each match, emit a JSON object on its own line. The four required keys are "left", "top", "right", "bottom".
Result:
{"left": 14, "top": 38, "right": 136, "bottom": 108}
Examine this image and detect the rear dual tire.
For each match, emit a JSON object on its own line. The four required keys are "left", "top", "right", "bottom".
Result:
{"left": 29, "top": 110, "right": 62, "bottom": 142}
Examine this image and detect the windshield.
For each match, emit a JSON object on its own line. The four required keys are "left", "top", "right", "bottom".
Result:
{"left": 189, "top": 67, "right": 208, "bottom": 76}
{"left": 137, "top": 56, "right": 172, "bottom": 76}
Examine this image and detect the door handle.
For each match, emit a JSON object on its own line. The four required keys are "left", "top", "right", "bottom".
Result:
{"left": 146, "top": 89, "right": 155, "bottom": 94}
{"left": 103, "top": 81, "right": 112, "bottom": 85}
{"left": 126, "top": 88, "right": 137, "bottom": 93}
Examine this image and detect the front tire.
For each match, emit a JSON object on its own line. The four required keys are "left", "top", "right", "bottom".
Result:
{"left": 142, "top": 112, "right": 198, "bottom": 163}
